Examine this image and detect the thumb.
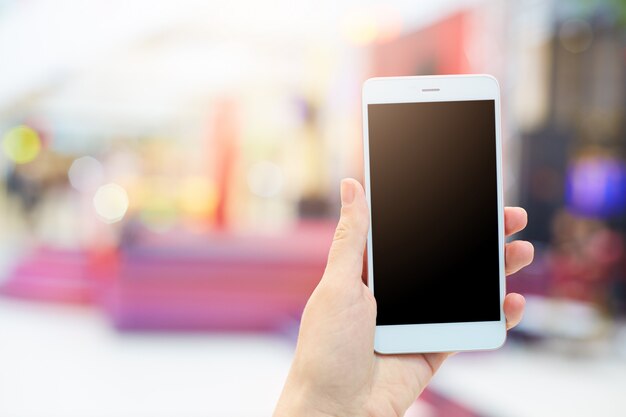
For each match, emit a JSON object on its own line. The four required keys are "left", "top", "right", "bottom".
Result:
{"left": 322, "top": 178, "right": 370, "bottom": 285}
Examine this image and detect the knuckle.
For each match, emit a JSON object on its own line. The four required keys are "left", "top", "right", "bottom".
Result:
{"left": 333, "top": 221, "right": 351, "bottom": 243}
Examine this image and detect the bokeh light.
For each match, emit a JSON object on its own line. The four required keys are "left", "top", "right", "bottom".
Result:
{"left": 247, "top": 161, "right": 284, "bottom": 198}
{"left": 374, "top": 6, "right": 403, "bottom": 43}
{"left": 559, "top": 19, "right": 593, "bottom": 54}
{"left": 92, "top": 183, "right": 130, "bottom": 223}
{"left": 2, "top": 125, "right": 41, "bottom": 164}
{"left": 140, "top": 197, "right": 178, "bottom": 233}
{"left": 342, "top": 6, "right": 402, "bottom": 46}
{"left": 565, "top": 157, "right": 626, "bottom": 218}
{"left": 342, "top": 9, "right": 379, "bottom": 46}
{"left": 179, "top": 176, "right": 219, "bottom": 218}
{"left": 68, "top": 156, "right": 104, "bottom": 192}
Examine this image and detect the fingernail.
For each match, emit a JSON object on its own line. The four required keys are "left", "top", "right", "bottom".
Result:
{"left": 341, "top": 179, "right": 355, "bottom": 206}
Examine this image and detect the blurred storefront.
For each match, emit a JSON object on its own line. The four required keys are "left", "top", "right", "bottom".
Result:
{"left": 1, "top": 0, "right": 626, "bottom": 416}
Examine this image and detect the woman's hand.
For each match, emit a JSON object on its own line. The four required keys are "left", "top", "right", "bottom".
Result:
{"left": 274, "top": 178, "right": 534, "bottom": 417}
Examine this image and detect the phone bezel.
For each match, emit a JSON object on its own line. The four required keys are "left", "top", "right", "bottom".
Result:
{"left": 362, "top": 74, "right": 506, "bottom": 354}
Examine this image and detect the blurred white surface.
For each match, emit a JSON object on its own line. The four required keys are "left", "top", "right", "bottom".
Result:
{"left": 0, "top": 298, "right": 293, "bottom": 417}
{"left": 432, "top": 343, "right": 626, "bottom": 417}
{"left": 3, "top": 296, "right": 626, "bottom": 417}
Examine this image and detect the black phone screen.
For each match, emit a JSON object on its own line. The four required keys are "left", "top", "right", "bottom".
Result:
{"left": 367, "top": 100, "right": 501, "bottom": 326}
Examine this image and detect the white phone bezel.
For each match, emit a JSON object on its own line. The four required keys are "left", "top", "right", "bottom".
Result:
{"left": 362, "top": 74, "right": 506, "bottom": 354}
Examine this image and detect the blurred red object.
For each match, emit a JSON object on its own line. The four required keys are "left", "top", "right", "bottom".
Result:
{"left": 370, "top": 11, "right": 470, "bottom": 78}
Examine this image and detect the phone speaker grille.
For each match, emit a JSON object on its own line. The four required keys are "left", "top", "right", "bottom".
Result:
{"left": 422, "top": 88, "right": 440, "bottom": 92}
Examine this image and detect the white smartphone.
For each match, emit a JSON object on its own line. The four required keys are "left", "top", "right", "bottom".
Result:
{"left": 362, "top": 74, "right": 506, "bottom": 354}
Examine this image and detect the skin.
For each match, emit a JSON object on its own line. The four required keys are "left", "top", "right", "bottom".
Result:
{"left": 274, "top": 178, "right": 534, "bottom": 417}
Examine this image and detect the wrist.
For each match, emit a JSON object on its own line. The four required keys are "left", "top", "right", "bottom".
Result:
{"left": 273, "top": 372, "right": 350, "bottom": 417}
{"left": 273, "top": 382, "right": 334, "bottom": 417}
{"left": 273, "top": 391, "right": 336, "bottom": 417}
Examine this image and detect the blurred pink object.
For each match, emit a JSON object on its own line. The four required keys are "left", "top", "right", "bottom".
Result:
{"left": 103, "top": 221, "right": 335, "bottom": 331}
{"left": 0, "top": 222, "right": 336, "bottom": 333}
{"left": 0, "top": 246, "right": 116, "bottom": 304}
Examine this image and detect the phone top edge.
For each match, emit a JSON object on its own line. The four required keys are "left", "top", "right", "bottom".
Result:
{"left": 362, "top": 75, "right": 500, "bottom": 88}
{"left": 363, "top": 73, "right": 498, "bottom": 84}
{"left": 362, "top": 74, "right": 500, "bottom": 104}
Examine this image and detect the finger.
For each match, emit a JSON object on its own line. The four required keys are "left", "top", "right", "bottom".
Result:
{"left": 504, "top": 207, "right": 528, "bottom": 237}
{"left": 504, "top": 292, "right": 526, "bottom": 330}
{"left": 322, "top": 179, "right": 370, "bottom": 285}
{"left": 505, "top": 240, "right": 534, "bottom": 275}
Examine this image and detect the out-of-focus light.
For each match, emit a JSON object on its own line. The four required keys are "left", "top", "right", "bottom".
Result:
{"left": 93, "top": 183, "right": 129, "bottom": 223}
{"left": 566, "top": 157, "right": 626, "bottom": 217}
{"left": 247, "top": 161, "right": 284, "bottom": 198}
{"left": 2, "top": 125, "right": 41, "bottom": 164}
{"left": 559, "top": 19, "right": 593, "bottom": 54}
{"left": 342, "top": 10, "right": 379, "bottom": 46}
{"left": 342, "top": 6, "right": 403, "bottom": 46}
{"left": 179, "top": 176, "right": 218, "bottom": 217}
{"left": 140, "top": 198, "right": 178, "bottom": 234}
{"left": 375, "top": 6, "right": 403, "bottom": 43}
{"left": 68, "top": 156, "right": 104, "bottom": 192}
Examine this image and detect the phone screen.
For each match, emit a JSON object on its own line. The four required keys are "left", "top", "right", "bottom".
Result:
{"left": 368, "top": 100, "right": 501, "bottom": 326}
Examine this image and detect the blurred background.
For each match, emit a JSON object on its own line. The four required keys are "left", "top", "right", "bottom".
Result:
{"left": 1, "top": 0, "right": 626, "bottom": 416}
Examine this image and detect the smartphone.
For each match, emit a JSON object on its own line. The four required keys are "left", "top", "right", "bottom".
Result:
{"left": 362, "top": 74, "right": 506, "bottom": 354}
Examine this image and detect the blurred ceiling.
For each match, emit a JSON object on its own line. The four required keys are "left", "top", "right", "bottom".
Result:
{"left": 0, "top": 0, "right": 481, "bottom": 131}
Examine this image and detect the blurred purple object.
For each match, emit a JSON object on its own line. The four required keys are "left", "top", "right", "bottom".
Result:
{"left": 102, "top": 221, "right": 335, "bottom": 332}
{"left": 0, "top": 222, "right": 336, "bottom": 333}
{"left": 565, "top": 157, "right": 626, "bottom": 218}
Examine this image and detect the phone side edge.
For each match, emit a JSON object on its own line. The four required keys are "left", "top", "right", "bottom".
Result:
{"left": 362, "top": 82, "right": 375, "bottom": 295}
{"left": 492, "top": 74, "right": 508, "bottom": 336}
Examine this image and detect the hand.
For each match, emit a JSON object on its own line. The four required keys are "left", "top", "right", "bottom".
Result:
{"left": 274, "top": 178, "right": 534, "bottom": 417}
